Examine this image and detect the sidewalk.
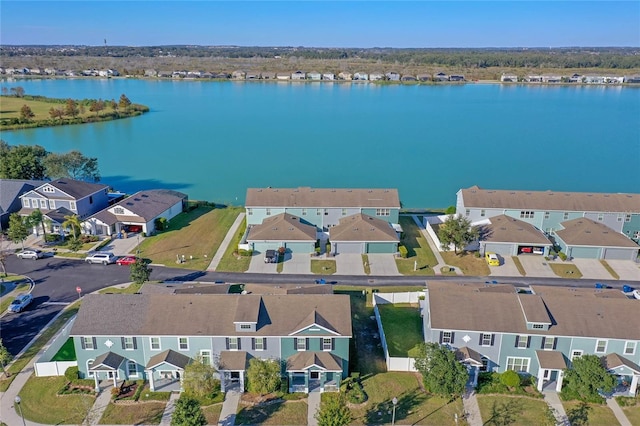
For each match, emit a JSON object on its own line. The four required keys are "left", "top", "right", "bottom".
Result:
{"left": 207, "top": 212, "right": 245, "bottom": 271}
{"left": 410, "top": 215, "right": 462, "bottom": 276}
{"left": 462, "top": 388, "right": 483, "bottom": 426}
{"left": 606, "top": 396, "right": 633, "bottom": 426}
{"left": 159, "top": 392, "right": 180, "bottom": 425}
{"left": 218, "top": 389, "right": 241, "bottom": 426}
{"left": 542, "top": 391, "right": 569, "bottom": 425}
{"left": 86, "top": 383, "right": 114, "bottom": 425}
{"left": 307, "top": 389, "right": 321, "bottom": 426}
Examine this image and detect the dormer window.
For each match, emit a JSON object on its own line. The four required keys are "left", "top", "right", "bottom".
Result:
{"left": 22, "top": 198, "right": 30, "bottom": 208}
{"left": 532, "top": 324, "right": 545, "bottom": 329}
{"left": 240, "top": 324, "right": 251, "bottom": 330}
{"left": 43, "top": 186, "right": 54, "bottom": 193}
{"left": 114, "top": 207, "right": 124, "bottom": 215}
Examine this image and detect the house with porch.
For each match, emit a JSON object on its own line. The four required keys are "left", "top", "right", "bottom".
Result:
{"left": 70, "top": 292, "right": 351, "bottom": 394}
{"left": 83, "top": 189, "right": 187, "bottom": 237}
{"left": 18, "top": 178, "right": 110, "bottom": 236}
{"left": 456, "top": 186, "right": 640, "bottom": 247}
{"left": 0, "top": 179, "right": 46, "bottom": 230}
{"left": 423, "top": 281, "right": 640, "bottom": 395}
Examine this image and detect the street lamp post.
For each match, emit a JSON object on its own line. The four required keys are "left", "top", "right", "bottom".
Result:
{"left": 15, "top": 395, "right": 26, "bottom": 426}
{"left": 391, "top": 396, "right": 398, "bottom": 426}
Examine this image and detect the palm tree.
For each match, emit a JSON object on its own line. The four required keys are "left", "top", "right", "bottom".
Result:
{"left": 28, "top": 209, "right": 48, "bottom": 241}
{"left": 62, "top": 214, "right": 82, "bottom": 240}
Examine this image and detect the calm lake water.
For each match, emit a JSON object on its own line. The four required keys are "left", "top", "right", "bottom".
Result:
{"left": 2, "top": 79, "right": 639, "bottom": 208}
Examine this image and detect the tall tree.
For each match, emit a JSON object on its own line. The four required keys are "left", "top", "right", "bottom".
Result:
{"left": 10, "top": 86, "right": 25, "bottom": 97}
{"left": 49, "top": 107, "right": 65, "bottom": 120}
{"left": 130, "top": 257, "right": 152, "bottom": 285}
{"left": 44, "top": 150, "right": 100, "bottom": 182}
{"left": 0, "top": 143, "right": 47, "bottom": 179}
{"left": 89, "top": 99, "right": 105, "bottom": 115}
{"left": 413, "top": 342, "right": 468, "bottom": 398}
{"left": 64, "top": 98, "right": 79, "bottom": 117}
{"left": 437, "top": 214, "right": 479, "bottom": 254}
{"left": 563, "top": 355, "right": 616, "bottom": 401}
{"left": 182, "top": 355, "right": 218, "bottom": 399}
{"left": 246, "top": 358, "right": 281, "bottom": 395}
{"left": 7, "top": 213, "right": 30, "bottom": 249}
{"left": 0, "top": 339, "right": 12, "bottom": 377}
{"left": 170, "top": 396, "right": 206, "bottom": 426}
{"left": 20, "top": 104, "right": 35, "bottom": 122}
{"left": 315, "top": 393, "right": 352, "bottom": 426}
{"left": 118, "top": 94, "right": 132, "bottom": 110}
{"left": 28, "top": 209, "right": 48, "bottom": 240}
{"left": 62, "top": 214, "right": 82, "bottom": 240}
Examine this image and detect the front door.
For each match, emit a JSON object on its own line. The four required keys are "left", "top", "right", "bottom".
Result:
{"left": 310, "top": 371, "right": 320, "bottom": 380}
{"left": 543, "top": 369, "right": 551, "bottom": 380}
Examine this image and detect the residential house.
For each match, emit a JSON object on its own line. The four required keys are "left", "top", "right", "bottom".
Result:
{"left": 568, "top": 74, "right": 582, "bottom": 83}
{"left": 291, "top": 71, "right": 306, "bottom": 80}
{"left": 385, "top": 72, "right": 400, "bottom": 81}
{"left": 18, "top": 179, "right": 110, "bottom": 236}
{"left": 449, "top": 74, "right": 465, "bottom": 82}
{"left": 583, "top": 75, "right": 605, "bottom": 84}
{"left": 231, "top": 70, "right": 246, "bottom": 80}
{"left": 245, "top": 72, "right": 259, "bottom": 80}
{"left": 353, "top": 72, "right": 369, "bottom": 81}
{"left": 417, "top": 74, "right": 431, "bottom": 82}
{"left": 322, "top": 73, "right": 335, "bottom": 81}
{"left": 541, "top": 75, "right": 562, "bottom": 83}
{"left": 307, "top": 71, "right": 321, "bottom": 81}
{"left": 423, "top": 281, "right": 640, "bottom": 395}
{"left": 401, "top": 75, "right": 417, "bottom": 82}
{"left": 369, "top": 72, "right": 384, "bottom": 81}
{"left": 70, "top": 293, "right": 352, "bottom": 393}
{"left": 478, "top": 214, "right": 553, "bottom": 257}
{"left": 554, "top": 218, "right": 640, "bottom": 261}
{"left": 84, "top": 189, "right": 187, "bottom": 237}
{"left": 246, "top": 213, "right": 317, "bottom": 254}
{"left": 261, "top": 72, "right": 276, "bottom": 80}
{"left": 625, "top": 75, "right": 640, "bottom": 84}
{"left": 276, "top": 73, "right": 291, "bottom": 80}
{"left": 329, "top": 213, "right": 399, "bottom": 254}
{"left": 337, "top": 72, "right": 352, "bottom": 81}
{"left": 456, "top": 186, "right": 640, "bottom": 247}
{"left": 526, "top": 75, "right": 543, "bottom": 82}
{"left": 500, "top": 74, "right": 518, "bottom": 82}
{"left": 0, "top": 179, "right": 47, "bottom": 230}
{"left": 604, "top": 76, "right": 625, "bottom": 84}
{"left": 144, "top": 69, "right": 158, "bottom": 77}
{"left": 433, "top": 72, "right": 449, "bottom": 82}
{"left": 245, "top": 187, "right": 401, "bottom": 254}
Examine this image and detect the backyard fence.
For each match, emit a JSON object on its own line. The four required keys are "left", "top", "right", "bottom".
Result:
{"left": 34, "top": 315, "right": 78, "bottom": 377}
{"left": 372, "top": 291, "right": 423, "bottom": 305}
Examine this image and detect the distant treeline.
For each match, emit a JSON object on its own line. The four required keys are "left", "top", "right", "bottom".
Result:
{"left": 2, "top": 45, "right": 640, "bottom": 69}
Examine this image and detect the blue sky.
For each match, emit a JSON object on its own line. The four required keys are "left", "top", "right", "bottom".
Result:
{"left": 1, "top": 1, "right": 638, "bottom": 48}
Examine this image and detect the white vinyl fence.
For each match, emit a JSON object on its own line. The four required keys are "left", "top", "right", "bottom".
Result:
{"left": 34, "top": 315, "right": 78, "bottom": 377}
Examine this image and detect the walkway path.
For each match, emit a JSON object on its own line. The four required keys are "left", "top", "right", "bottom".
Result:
{"left": 462, "top": 388, "right": 483, "bottom": 426}
{"left": 159, "top": 392, "right": 180, "bottom": 425}
{"left": 307, "top": 389, "right": 321, "bottom": 426}
{"left": 218, "top": 388, "right": 241, "bottom": 426}
{"left": 410, "top": 215, "right": 462, "bottom": 276}
{"left": 606, "top": 396, "right": 633, "bottom": 426}
{"left": 207, "top": 212, "right": 245, "bottom": 271}
{"left": 86, "top": 383, "right": 113, "bottom": 425}
{"left": 543, "top": 391, "right": 569, "bottom": 425}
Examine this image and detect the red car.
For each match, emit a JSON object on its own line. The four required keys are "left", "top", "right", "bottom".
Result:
{"left": 116, "top": 256, "right": 138, "bottom": 266}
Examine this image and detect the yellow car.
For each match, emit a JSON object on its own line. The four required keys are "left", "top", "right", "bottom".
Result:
{"left": 485, "top": 252, "right": 500, "bottom": 266}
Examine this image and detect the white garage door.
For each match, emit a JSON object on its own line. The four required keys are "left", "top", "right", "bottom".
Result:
{"left": 484, "top": 243, "right": 514, "bottom": 256}
{"left": 603, "top": 248, "right": 636, "bottom": 261}
{"left": 334, "top": 242, "right": 364, "bottom": 254}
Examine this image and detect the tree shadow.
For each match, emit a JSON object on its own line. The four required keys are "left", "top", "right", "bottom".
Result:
{"left": 364, "top": 391, "right": 427, "bottom": 425}
{"left": 235, "top": 400, "right": 287, "bottom": 424}
{"left": 482, "top": 399, "right": 524, "bottom": 425}
{"left": 566, "top": 401, "right": 591, "bottom": 426}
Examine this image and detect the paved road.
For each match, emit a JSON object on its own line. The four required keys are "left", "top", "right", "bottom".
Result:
{"left": 2, "top": 255, "right": 638, "bottom": 357}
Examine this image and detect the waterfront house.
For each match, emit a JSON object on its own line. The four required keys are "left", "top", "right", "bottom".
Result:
{"left": 542, "top": 75, "right": 562, "bottom": 83}
{"left": 385, "top": 72, "right": 400, "bottom": 81}
{"left": 246, "top": 72, "right": 259, "bottom": 80}
{"left": 449, "top": 74, "right": 465, "bottom": 82}
{"left": 526, "top": 75, "right": 543, "bottom": 82}
{"left": 84, "top": 189, "right": 187, "bottom": 237}
{"left": 353, "top": 72, "right": 369, "bottom": 81}
{"left": 328, "top": 213, "right": 400, "bottom": 254}
{"left": 554, "top": 218, "right": 640, "bottom": 261}
{"left": 322, "top": 73, "right": 335, "bottom": 81}
{"left": 337, "top": 72, "right": 352, "bottom": 81}
{"left": 501, "top": 74, "right": 518, "bottom": 82}
{"left": 456, "top": 186, "right": 640, "bottom": 247}
{"left": 569, "top": 73, "right": 582, "bottom": 83}
{"left": 369, "top": 72, "right": 384, "bottom": 81}
{"left": 604, "top": 76, "right": 625, "bottom": 84}
{"left": 232, "top": 70, "right": 246, "bottom": 80}
{"left": 261, "top": 72, "right": 276, "bottom": 80}
{"left": 144, "top": 69, "right": 158, "bottom": 77}
{"left": 625, "top": 75, "right": 640, "bottom": 83}
{"left": 307, "top": 71, "right": 321, "bottom": 80}
{"left": 478, "top": 214, "right": 553, "bottom": 257}
{"left": 246, "top": 213, "right": 317, "bottom": 254}
{"left": 417, "top": 74, "right": 431, "bottom": 82}
{"left": 433, "top": 72, "right": 449, "bottom": 82}
{"left": 276, "top": 73, "right": 291, "bottom": 80}
{"left": 214, "top": 72, "right": 231, "bottom": 79}
{"left": 292, "top": 71, "right": 306, "bottom": 80}
{"left": 70, "top": 292, "right": 352, "bottom": 393}
{"left": 158, "top": 70, "right": 172, "bottom": 78}
{"left": 401, "top": 75, "right": 417, "bottom": 82}
{"left": 583, "top": 75, "right": 605, "bottom": 84}
{"left": 0, "top": 179, "right": 47, "bottom": 230}
{"left": 19, "top": 179, "right": 110, "bottom": 236}
{"left": 423, "top": 281, "right": 640, "bottom": 395}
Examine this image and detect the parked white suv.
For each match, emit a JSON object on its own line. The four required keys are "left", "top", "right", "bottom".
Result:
{"left": 85, "top": 252, "right": 117, "bottom": 265}
{"left": 16, "top": 249, "right": 44, "bottom": 260}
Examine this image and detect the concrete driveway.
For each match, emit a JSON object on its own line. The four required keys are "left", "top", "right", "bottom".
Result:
{"left": 100, "top": 233, "right": 145, "bottom": 256}
{"left": 335, "top": 254, "right": 365, "bottom": 275}
{"left": 367, "top": 254, "right": 401, "bottom": 276}
{"left": 490, "top": 255, "right": 522, "bottom": 277}
{"left": 282, "top": 252, "right": 311, "bottom": 274}
{"left": 247, "top": 252, "right": 279, "bottom": 273}
{"left": 571, "top": 258, "right": 616, "bottom": 280}
{"left": 605, "top": 260, "right": 640, "bottom": 281}
{"left": 518, "top": 255, "right": 557, "bottom": 278}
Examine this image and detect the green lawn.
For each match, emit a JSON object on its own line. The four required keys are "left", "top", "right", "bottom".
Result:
{"left": 136, "top": 205, "right": 242, "bottom": 270}
{"left": 562, "top": 400, "right": 619, "bottom": 425}
{"left": 622, "top": 405, "right": 640, "bottom": 425}
{"left": 394, "top": 216, "right": 437, "bottom": 275}
{"left": 511, "top": 256, "right": 527, "bottom": 276}
{"left": 202, "top": 403, "right": 223, "bottom": 424}
{"left": 377, "top": 303, "right": 423, "bottom": 357}
{"left": 98, "top": 401, "right": 166, "bottom": 425}
{"left": 235, "top": 399, "right": 308, "bottom": 425}
{"left": 476, "top": 395, "right": 555, "bottom": 426}
{"left": 549, "top": 262, "right": 583, "bottom": 279}
{"left": 348, "top": 372, "right": 465, "bottom": 425}
{"left": 17, "top": 375, "right": 95, "bottom": 424}
{"left": 311, "top": 259, "right": 336, "bottom": 274}
{"left": 215, "top": 216, "right": 252, "bottom": 272}
{"left": 51, "top": 338, "right": 76, "bottom": 361}
{"left": 441, "top": 251, "right": 490, "bottom": 276}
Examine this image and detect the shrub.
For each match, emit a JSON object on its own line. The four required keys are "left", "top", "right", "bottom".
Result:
{"left": 398, "top": 245, "right": 408, "bottom": 258}
{"left": 558, "top": 252, "right": 568, "bottom": 261}
{"left": 280, "top": 376, "right": 289, "bottom": 393}
{"left": 238, "top": 249, "right": 253, "bottom": 257}
{"left": 445, "top": 206, "right": 457, "bottom": 214}
{"left": 344, "top": 378, "right": 367, "bottom": 404}
{"left": 500, "top": 370, "right": 521, "bottom": 388}
{"left": 64, "top": 366, "right": 79, "bottom": 382}
{"left": 155, "top": 217, "right": 168, "bottom": 231}
{"left": 45, "top": 234, "right": 60, "bottom": 243}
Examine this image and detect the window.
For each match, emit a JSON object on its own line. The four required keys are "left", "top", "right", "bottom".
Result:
{"left": 122, "top": 337, "right": 135, "bottom": 350}
{"left": 296, "top": 338, "right": 307, "bottom": 351}
{"left": 82, "top": 337, "right": 95, "bottom": 350}
{"left": 87, "top": 360, "right": 95, "bottom": 377}
{"left": 480, "top": 210, "right": 486, "bottom": 217}
{"left": 516, "top": 335, "right": 529, "bottom": 349}
{"left": 520, "top": 211, "right": 534, "bottom": 219}
{"left": 634, "top": 231, "right": 640, "bottom": 240}
{"left": 597, "top": 213, "right": 604, "bottom": 221}
{"left": 240, "top": 324, "right": 251, "bottom": 330}
{"left": 40, "top": 199, "right": 47, "bottom": 209}
{"left": 254, "top": 338, "right": 265, "bottom": 351}
{"left": 43, "top": 186, "right": 54, "bottom": 193}
{"left": 323, "top": 338, "right": 333, "bottom": 351}
{"left": 625, "top": 214, "right": 631, "bottom": 222}
{"left": 543, "top": 337, "right": 556, "bottom": 350}
{"left": 563, "top": 212, "right": 569, "bottom": 220}
{"left": 22, "top": 198, "right": 30, "bottom": 208}
{"left": 544, "top": 211, "right": 550, "bottom": 219}
{"left": 532, "top": 324, "right": 545, "bottom": 330}
{"left": 150, "top": 337, "right": 161, "bottom": 350}
{"left": 506, "top": 357, "right": 530, "bottom": 372}
{"left": 70, "top": 201, "right": 76, "bottom": 211}
{"left": 228, "top": 337, "right": 239, "bottom": 350}
{"left": 49, "top": 200, "right": 56, "bottom": 209}
{"left": 481, "top": 333, "right": 493, "bottom": 347}
{"left": 595, "top": 340, "right": 607, "bottom": 353}
{"left": 317, "top": 209, "right": 321, "bottom": 215}
{"left": 247, "top": 208, "right": 253, "bottom": 216}
{"left": 324, "top": 209, "right": 328, "bottom": 215}
{"left": 113, "top": 207, "right": 124, "bottom": 215}
{"left": 89, "top": 195, "right": 93, "bottom": 204}
{"left": 266, "top": 208, "right": 271, "bottom": 216}
{"left": 341, "top": 208, "right": 347, "bottom": 216}
{"left": 617, "top": 214, "right": 624, "bottom": 222}
{"left": 441, "top": 331, "right": 453, "bottom": 344}
{"left": 127, "top": 360, "right": 138, "bottom": 377}
{"left": 481, "top": 357, "right": 489, "bottom": 372}
{"left": 200, "top": 350, "right": 212, "bottom": 365}
{"left": 465, "top": 209, "right": 470, "bottom": 217}
{"left": 301, "top": 208, "right": 307, "bottom": 216}
{"left": 624, "top": 341, "right": 636, "bottom": 355}
{"left": 376, "top": 208, "right": 390, "bottom": 216}
{"left": 571, "top": 350, "right": 583, "bottom": 360}
{"left": 178, "top": 337, "right": 189, "bottom": 351}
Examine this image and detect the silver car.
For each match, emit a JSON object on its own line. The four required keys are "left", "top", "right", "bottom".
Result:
{"left": 16, "top": 249, "right": 44, "bottom": 260}
{"left": 85, "top": 252, "right": 117, "bottom": 265}
{"left": 8, "top": 293, "right": 33, "bottom": 313}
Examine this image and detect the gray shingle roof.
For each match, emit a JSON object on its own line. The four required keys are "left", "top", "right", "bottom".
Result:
{"left": 246, "top": 187, "right": 400, "bottom": 208}
{"left": 113, "top": 190, "right": 187, "bottom": 221}
{"left": 483, "top": 215, "right": 552, "bottom": 245}
{"left": 329, "top": 213, "right": 399, "bottom": 242}
{"left": 146, "top": 349, "right": 192, "bottom": 369}
{"left": 92, "top": 351, "right": 125, "bottom": 370}
{"left": 219, "top": 351, "right": 249, "bottom": 371}
{"left": 0, "top": 179, "right": 46, "bottom": 215}
{"left": 70, "top": 293, "right": 352, "bottom": 337}
{"left": 535, "top": 350, "right": 567, "bottom": 370}
{"left": 46, "top": 178, "right": 108, "bottom": 200}
{"left": 247, "top": 214, "right": 317, "bottom": 242}
{"left": 286, "top": 351, "right": 342, "bottom": 371}
{"left": 555, "top": 218, "right": 639, "bottom": 248}
{"left": 460, "top": 186, "right": 640, "bottom": 213}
